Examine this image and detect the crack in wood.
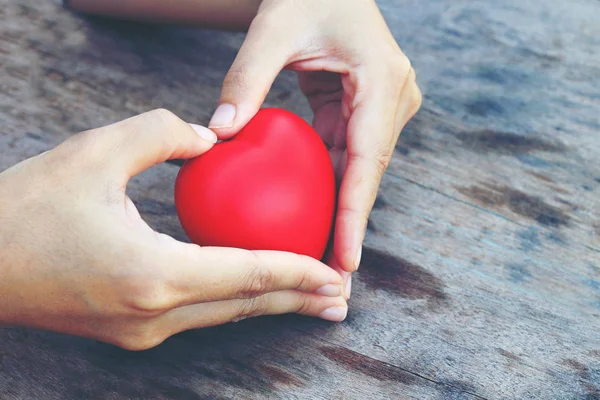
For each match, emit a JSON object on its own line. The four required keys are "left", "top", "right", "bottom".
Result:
{"left": 300, "top": 331, "right": 488, "bottom": 400}
{"left": 586, "top": 245, "right": 600, "bottom": 254}
{"left": 386, "top": 172, "right": 600, "bottom": 253}
{"left": 386, "top": 172, "right": 524, "bottom": 226}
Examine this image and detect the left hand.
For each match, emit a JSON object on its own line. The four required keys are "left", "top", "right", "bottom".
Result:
{"left": 207, "top": 0, "right": 422, "bottom": 297}
{"left": 0, "top": 109, "right": 347, "bottom": 350}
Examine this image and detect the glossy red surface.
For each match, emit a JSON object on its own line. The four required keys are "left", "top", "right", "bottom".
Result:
{"left": 175, "top": 108, "right": 336, "bottom": 260}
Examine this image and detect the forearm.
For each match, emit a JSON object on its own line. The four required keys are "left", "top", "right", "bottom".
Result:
{"left": 66, "top": 0, "right": 262, "bottom": 31}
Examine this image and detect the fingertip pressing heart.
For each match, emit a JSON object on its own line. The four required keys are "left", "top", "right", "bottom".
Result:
{"left": 208, "top": 104, "right": 236, "bottom": 129}
{"left": 189, "top": 124, "right": 218, "bottom": 143}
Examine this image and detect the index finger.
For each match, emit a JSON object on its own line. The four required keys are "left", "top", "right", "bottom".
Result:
{"left": 333, "top": 60, "right": 413, "bottom": 272}
{"left": 152, "top": 240, "right": 345, "bottom": 308}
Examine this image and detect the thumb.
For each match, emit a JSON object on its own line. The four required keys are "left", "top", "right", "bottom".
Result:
{"left": 209, "top": 17, "right": 290, "bottom": 138}
{"left": 88, "top": 108, "right": 217, "bottom": 180}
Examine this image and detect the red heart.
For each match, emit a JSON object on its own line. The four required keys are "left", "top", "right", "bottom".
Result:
{"left": 174, "top": 108, "right": 336, "bottom": 260}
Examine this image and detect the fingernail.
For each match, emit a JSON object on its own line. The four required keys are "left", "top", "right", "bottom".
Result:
{"left": 189, "top": 124, "right": 218, "bottom": 143}
{"left": 208, "top": 104, "right": 236, "bottom": 129}
{"left": 345, "top": 276, "right": 352, "bottom": 299}
{"left": 319, "top": 306, "right": 347, "bottom": 322}
{"left": 316, "top": 284, "right": 342, "bottom": 297}
{"left": 355, "top": 245, "right": 363, "bottom": 270}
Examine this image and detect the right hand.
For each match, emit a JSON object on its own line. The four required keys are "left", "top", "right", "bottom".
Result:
{"left": 0, "top": 109, "right": 347, "bottom": 351}
{"left": 207, "top": 0, "right": 422, "bottom": 297}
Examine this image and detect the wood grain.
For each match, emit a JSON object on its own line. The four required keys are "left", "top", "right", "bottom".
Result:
{"left": 1, "top": 0, "right": 599, "bottom": 399}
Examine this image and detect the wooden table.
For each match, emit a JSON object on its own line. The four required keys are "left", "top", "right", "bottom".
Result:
{"left": 1, "top": 1, "right": 599, "bottom": 399}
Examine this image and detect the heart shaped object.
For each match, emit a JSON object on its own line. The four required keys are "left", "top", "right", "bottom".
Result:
{"left": 174, "top": 108, "right": 336, "bottom": 260}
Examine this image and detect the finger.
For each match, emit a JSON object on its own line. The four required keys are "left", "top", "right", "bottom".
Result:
{"left": 325, "top": 251, "right": 352, "bottom": 300}
{"left": 150, "top": 240, "right": 344, "bottom": 307}
{"left": 398, "top": 68, "right": 422, "bottom": 129}
{"left": 161, "top": 291, "right": 348, "bottom": 335}
{"left": 208, "top": 13, "right": 291, "bottom": 138}
{"left": 83, "top": 108, "right": 217, "bottom": 180}
{"left": 334, "top": 58, "right": 413, "bottom": 272}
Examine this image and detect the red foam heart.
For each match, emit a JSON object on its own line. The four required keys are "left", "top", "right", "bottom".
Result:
{"left": 174, "top": 108, "right": 335, "bottom": 260}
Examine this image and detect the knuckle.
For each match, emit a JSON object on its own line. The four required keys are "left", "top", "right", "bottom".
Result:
{"left": 111, "top": 245, "right": 177, "bottom": 317}
{"left": 223, "top": 66, "right": 248, "bottom": 91}
{"left": 410, "top": 95, "right": 422, "bottom": 119}
{"left": 388, "top": 53, "right": 412, "bottom": 83}
{"left": 113, "top": 326, "right": 166, "bottom": 351}
{"left": 121, "top": 275, "right": 172, "bottom": 317}
{"left": 293, "top": 259, "right": 314, "bottom": 290}
{"left": 295, "top": 294, "right": 313, "bottom": 315}
{"left": 39, "top": 133, "right": 104, "bottom": 189}
{"left": 373, "top": 149, "right": 392, "bottom": 177}
{"left": 50, "top": 131, "right": 94, "bottom": 167}
{"left": 348, "top": 150, "right": 390, "bottom": 180}
{"left": 408, "top": 66, "right": 417, "bottom": 81}
{"left": 238, "top": 253, "right": 275, "bottom": 298}
{"left": 139, "top": 108, "right": 185, "bottom": 156}
{"left": 410, "top": 79, "right": 423, "bottom": 116}
{"left": 237, "top": 296, "right": 268, "bottom": 320}
{"left": 146, "top": 108, "right": 181, "bottom": 127}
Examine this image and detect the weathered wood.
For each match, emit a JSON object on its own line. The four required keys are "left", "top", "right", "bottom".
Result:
{"left": 1, "top": 0, "right": 599, "bottom": 399}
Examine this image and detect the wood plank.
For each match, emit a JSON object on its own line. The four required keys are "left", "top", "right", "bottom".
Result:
{"left": 1, "top": 0, "right": 599, "bottom": 399}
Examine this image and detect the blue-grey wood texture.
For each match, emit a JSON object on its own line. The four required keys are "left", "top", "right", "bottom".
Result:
{"left": 1, "top": 1, "right": 599, "bottom": 399}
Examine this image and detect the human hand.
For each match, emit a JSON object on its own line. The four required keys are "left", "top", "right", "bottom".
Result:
{"left": 0, "top": 109, "right": 346, "bottom": 351}
{"left": 208, "top": 0, "right": 422, "bottom": 296}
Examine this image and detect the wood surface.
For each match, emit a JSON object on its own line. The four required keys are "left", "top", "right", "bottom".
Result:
{"left": 1, "top": 0, "right": 599, "bottom": 399}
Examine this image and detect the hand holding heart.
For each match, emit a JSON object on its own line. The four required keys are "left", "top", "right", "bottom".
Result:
{"left": 0, "top": 110, "right": 347, "bottom": 350}
{"left": 0, "top": 0, "right": 423, "bottom": 349}
{"left": 207, "top": 0, "right": 422, "bottom": 293}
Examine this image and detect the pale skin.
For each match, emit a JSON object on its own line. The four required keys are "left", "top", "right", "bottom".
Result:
{"left": 0, "top": 110, "right": 347, "bottom": 350}
{"left": 0, "top": 0, "right": 421, "bottom": 350}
